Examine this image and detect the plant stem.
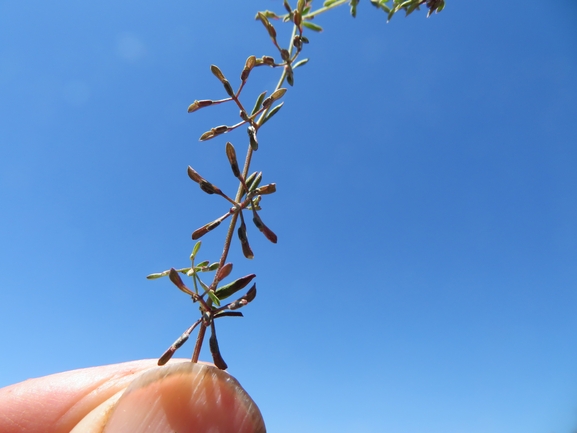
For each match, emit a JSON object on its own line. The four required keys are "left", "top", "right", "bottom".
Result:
{"left": 302, "top": 0, "right": 349, "bottom": 19}
{"left": 190, "top": 23, "right": 299, "bottom": 364}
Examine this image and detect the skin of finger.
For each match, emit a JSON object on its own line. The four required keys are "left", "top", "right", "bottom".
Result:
{"left": 102, "top": 362, "right": 266, "bottom": 433}
{"left": 0, "top": 359, "right": 169, "bottom": 433}
{"left": 69, "top": 390, "right": 125, "bottom": 433}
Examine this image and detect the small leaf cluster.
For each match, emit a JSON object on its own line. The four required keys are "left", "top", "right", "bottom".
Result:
{"left": 148, "top": 241, "right": 257, "bottom": 369}
{"left": 371, "top": 0, "right": 446, "bottom": 21}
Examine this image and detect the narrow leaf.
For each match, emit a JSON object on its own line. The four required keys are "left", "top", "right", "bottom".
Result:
{"left": 251, "top": 91, "right": 267, "bottom": 115}
{"left": 196, "top": 260, "right": 209, "bottom": 268}
{"left": 350, "top": 0, "right": 359, "bottom": 17}
{"left": 297, "top": 0, "right": 306, "bottom": 13}
{"left": 261, "top": 103, "right": 284, "bottom": 126}
{"left": 214, "top": 311, "right": 243, "bottom": 319}
{"left": 207, "top": 290, "right": 221, "bottom": 306}
{"left": 247, "top": 172, "right": 263, "bottom": 192}
{"left": 244, "top": 172, "right": 258, "bottom": 192}
{"left": 191, "top": 241, "right": 202, "bottom": 259}
{"left": 302, "top": 21, "right": 323, "bottom": 32}
{"left": 146, "top": 270, "right": 169, "bottom": 279}
{"left": 293, "top": 58, "right": 309, "bottom": 69}
{"left": 215, "top": 274, "right": 256, "bottom": 301}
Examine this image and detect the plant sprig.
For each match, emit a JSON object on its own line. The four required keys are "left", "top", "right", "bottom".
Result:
{"left": 148, "top": 0, "right": 446, "bottom": 370}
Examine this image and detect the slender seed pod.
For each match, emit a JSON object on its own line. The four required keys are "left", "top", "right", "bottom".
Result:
{"left": 169, "top": 268, "right": 194, "bottom": 296}
{"left": 238, "top": 220, "right": 254, "bottom": 259}
{"left": 210, "top": 65, "right": 226, "bottom": 82}
{"left": 252, "top": 211, "right": 278, "bottom": 243}
{"left": 262, "top": 56, "right": 275, "bottom": 66}
{"left": 192, "top": 220, "right": 221, "bottom": 240}
{"left": 188, "top": 99, "right": 214, "bottom": 113}
{"left": 225, "top": 142, "right": 241, "bottom": 178}
{"left": 241, "top": 55, "right": 256, "bottom": 81}
{"left": 199, "top": 179, "right": 223, "bottom": 195}
{"left": 222, "top": 79, "right": 235, "bottom": 97}
{"left": 227, "top": 284, "right": 257, "bottom": 310}
{"left": 216, "top": 262, "right": 233, "bottom": 282}
{"left": 247, "top": 125, "right": 258, "bottom": 151}
{"left": 209, "top": 321, "right": 228, "bottom": 370}
{"left": 254, "top": 183, "right": 276, "bottom": 195}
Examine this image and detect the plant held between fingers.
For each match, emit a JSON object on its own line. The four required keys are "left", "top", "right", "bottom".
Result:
{"left": 147, "top": 0, "right": 447, "bottom": 370}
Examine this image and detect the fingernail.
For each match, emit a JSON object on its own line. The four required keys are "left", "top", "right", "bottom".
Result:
{"left": 102, "top": 362, "right": 266, "bottom": 433}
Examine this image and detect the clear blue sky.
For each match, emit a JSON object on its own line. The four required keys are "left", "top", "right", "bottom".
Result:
{"left": 1, "top": 1, "right": 576, "bottom": 432}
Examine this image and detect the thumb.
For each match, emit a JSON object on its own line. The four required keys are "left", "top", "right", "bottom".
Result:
{"left": 0, "top": 360, "right": 265, "bottom": 433}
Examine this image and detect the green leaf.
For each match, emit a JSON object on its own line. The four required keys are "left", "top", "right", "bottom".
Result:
{"left": 146, "top": 271, "right": 168, "bottom": 280}
{"left": 261, "top": 102, "right": 284, "bottom": 126}
{"left": 196, "top": 260, "right": 209, "bottom": 268}
{"left": 302, "top": 21, "right": 323, "bottom": 32}
{"left": 261, "top": 10, "right": 280, "bottom": 19}
{"left": 371, "top": 0, "right": 391, "bottom": 13}
{"left": 405, "top": 5, "right": 418, "bottom": 16}
{"left": 197, "top": 277, "right": 210, "bottom": 292}
{"left": 191, "top": 241, "right": 202, "bottom": 260}
{"left": 215, "top": 274, "right": 256, "bottom": 301}
{"left": 350, "top": 0, "right": 359, "bottom": 17}
{"left": 297, "top": 0, "right": 306, "bottom": 13}
{"left": 207, "top": 290, "right": 221, "bottom": 306}
{"left": 323, "top": 0, "right": 340, "bottom": 6}
{"left": 242, "top": 172, "right": 258, "bottom": 200}
{"left": 293, "top": 58, "right": 309, "bottom": 69}
{"left": 207, "top": 262, "right": 220, "bottom": 271}
{"left": 248, "top": 172, "right": 263, "bottom": 192}
{"left": 251, "top": 91, "right": 267, "bottom": 115}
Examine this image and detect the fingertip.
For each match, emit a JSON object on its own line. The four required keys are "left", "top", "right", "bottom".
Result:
{"left": 102, "top": 362, "right": 265, "bottom": 433}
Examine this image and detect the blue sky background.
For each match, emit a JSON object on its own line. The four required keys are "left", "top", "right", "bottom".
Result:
{"left": 1, "top": 1, "right": 576, "bottom": 432}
